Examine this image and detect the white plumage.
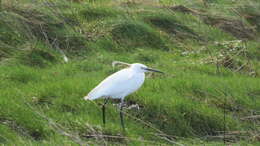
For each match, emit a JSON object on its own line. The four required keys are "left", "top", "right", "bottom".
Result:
{"left": 84, "top": 62, "right": 163, "bottom": 129}
{"left": 84, "top": 64, "right": 145, "bottom": 100}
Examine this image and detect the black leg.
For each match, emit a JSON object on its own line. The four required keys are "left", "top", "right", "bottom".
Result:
{"left": 119, "top": 99, "right": 125, "bottom": 130}
{"left": 102, "top": 98, "right": 109, "bottom": 125}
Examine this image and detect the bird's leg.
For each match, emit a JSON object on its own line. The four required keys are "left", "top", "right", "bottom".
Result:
{"left": 102, "top": 98, "right": 109, "bottom": 125}
{"left": 119, "top": 99, "right": 125, "bottom": 130}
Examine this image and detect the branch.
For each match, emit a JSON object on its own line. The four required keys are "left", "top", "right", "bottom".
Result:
{"left": 241, "top": 115, "right": 260, "bottom": 121}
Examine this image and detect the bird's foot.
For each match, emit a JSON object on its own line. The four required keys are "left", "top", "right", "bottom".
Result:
{"left": 113, "top": 103, "right": 127, "bottom": 109}
{"left": 112, "top": 103, "right": 140, "bottom": 110}
{"left": 126, "top": 104, "right": 140, "bottom": 110}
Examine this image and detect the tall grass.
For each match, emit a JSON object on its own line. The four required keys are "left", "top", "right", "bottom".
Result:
{"left": 0, "top": 0, "right": 260, "bottom": 145}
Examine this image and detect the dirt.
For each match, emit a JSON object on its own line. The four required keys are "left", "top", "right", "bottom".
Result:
{"left": 0, "top": 118, "right": 44, "bottom": 140}
{"left": 243, "top": 13, "right": 260, "bottom": 32}
{"left": 146, "top": 16, "right": 202, "bottom": 41}
{"left": 202, "top": 16, "right": 256, "bottom": 40}
{"left": 169, "top": 5, "right": 257, "bottom": 40}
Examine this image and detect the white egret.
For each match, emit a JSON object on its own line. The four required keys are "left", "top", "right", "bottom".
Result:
{"left": 84, "top": 61, "right": 163, "bottom": 129}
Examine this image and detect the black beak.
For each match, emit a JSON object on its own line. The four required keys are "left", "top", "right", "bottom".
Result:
{"left": 145, "top": 68, "right": 164, "bottom": 73}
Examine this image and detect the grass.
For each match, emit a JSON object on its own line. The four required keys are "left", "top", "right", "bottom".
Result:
{"left": 0, "top": 0, "right": 260, "bottom": 145}
{"left": 111, "top": 21, "right": 168, "bottom": 50}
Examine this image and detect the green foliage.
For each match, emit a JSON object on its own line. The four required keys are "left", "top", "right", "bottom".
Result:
{"left": 0, "top": 0, "right": 260, "bottom": 145}
{"left": 14, "top": 42, "right": 62, "bottom": 67}
{"left": 80, "top": 6, "right": 118, "bottom": 21}
{"left": 111, "top": 22, "right": 168, "bottom": 50}
{"left": 0, "top": 1, "right": 87, "bottom": 57}
{"left": 144, "top": 13, "right": 200, "bottom": 41}
{"left": 239, "top": 1, "right": 260, "bottom": 33}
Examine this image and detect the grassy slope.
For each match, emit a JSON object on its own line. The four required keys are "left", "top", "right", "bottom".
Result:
{"left": 0, "top": 0, "right": 260, "bottom": 145}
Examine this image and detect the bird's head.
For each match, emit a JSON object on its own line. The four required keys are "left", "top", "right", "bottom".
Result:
{"left": 112, "top": 61, "right": 164, "bottom": 73}
{"left": 131, "top": 63, "right": 164, "bottom": 73}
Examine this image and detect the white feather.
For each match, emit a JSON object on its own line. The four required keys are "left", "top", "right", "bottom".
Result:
{"left": 84, "top": 65, "right": 145, "bottom": 100}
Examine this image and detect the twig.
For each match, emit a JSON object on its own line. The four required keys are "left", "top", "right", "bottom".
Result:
{"left": 216, "top": 130, "right": 256, "bottom": 135}
{"left": 90, "top": 100, "right": 184, "bottom": 145}
{"left": 205, "top": 135, "right": 243, "bottom": 140}
{"left": 84, "top": 123, "right": 107, "bottom": 145}
{"left": 82, "top": 134, "right": 168, "bottom": 145}
{"left": 204, "top": 130, "right": 259, "bottom": 142}
{"left": 234, "top": 62, "right": 248, "bottom": 72}
{"left": 241, "top": 115, "right": 260, "bottom": 121}
{"left": 83, "top": 134, "right": 125, "bottom": 139}
{"left": 153, "top": 133, "right": 184, "bottom": 146}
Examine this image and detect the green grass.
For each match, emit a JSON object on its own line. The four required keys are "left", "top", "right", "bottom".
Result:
{"left": 0, "top": 0, "right": 260, "bottom": 145}
{"left": 111, "top": 21, "right": 168, "bottom": 50}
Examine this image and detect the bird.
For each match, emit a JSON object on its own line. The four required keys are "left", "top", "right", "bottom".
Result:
{"left": 84, "top": 61, "right": 163, "bottom": 130}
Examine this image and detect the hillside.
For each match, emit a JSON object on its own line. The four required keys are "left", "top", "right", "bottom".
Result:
{"left": 0, "top": 0, "right": 260, "bottom": 145}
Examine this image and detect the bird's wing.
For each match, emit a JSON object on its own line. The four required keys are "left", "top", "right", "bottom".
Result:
{"left": 84, "top": 68, "right": 133, "bottom": 100}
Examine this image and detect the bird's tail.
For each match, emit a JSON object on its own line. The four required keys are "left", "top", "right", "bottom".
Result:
{"left": 84, "top": 89, "right": 101, "bottom": 101}
{"left": 84, "top": 95, "right": 94, "bottom": 101}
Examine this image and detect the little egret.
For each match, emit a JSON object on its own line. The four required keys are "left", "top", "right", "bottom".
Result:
{"left": 84, "top": 61, "right": 163, "bottom": 130}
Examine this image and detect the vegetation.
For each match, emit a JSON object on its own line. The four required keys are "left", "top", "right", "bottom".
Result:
{"left": 0, "top": 0, "right": 259, "bottom": 145}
